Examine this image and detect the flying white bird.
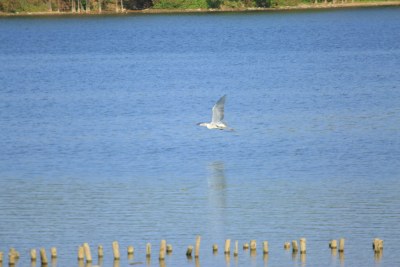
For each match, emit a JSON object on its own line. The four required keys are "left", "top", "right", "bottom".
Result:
{"left": 197, "top": 95, "right": 234, "bottom": 131}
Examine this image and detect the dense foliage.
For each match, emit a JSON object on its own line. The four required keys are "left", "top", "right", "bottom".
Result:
{"left": 0, "top": 0, "right": 395, "bottom": 12}
{"left": 0, "top": 0, "right": 151, "bottom": 12}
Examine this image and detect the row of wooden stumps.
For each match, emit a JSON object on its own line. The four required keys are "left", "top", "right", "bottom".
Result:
{"left": 1, "top": 247, "right": 56, "bottom": 266}
{"left": 0, "top": 237, "right": 384, "bottom": 265}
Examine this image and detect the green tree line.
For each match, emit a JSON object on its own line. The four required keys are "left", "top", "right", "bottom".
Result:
{"left": 0, "top": 0, "right": 152, "bottom": 12}
{"left": 0, "top": 0, "right": 393, "bottom": 13}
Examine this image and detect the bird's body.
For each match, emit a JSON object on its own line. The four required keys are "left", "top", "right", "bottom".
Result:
{"left": 198, "top": 95, "right": 233, "bottom": 131}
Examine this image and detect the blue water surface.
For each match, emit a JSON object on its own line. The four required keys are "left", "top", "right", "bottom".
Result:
{"left": 0, "top": 7, "right": 399, "bottom": 267}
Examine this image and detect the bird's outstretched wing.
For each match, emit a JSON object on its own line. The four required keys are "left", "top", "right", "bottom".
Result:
{"left": 211, "top": 95, "right": 226, "bottom": 123}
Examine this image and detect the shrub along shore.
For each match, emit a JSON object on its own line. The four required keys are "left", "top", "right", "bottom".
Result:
{"left": 0, "top": 0, "right": 399, "bottom": 16}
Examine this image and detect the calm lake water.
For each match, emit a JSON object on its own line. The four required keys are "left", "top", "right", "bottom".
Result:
{"left": 0, "top": 6, "right": 400, "bottom": 267}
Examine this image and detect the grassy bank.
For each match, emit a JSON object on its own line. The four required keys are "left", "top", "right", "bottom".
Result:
{"left": 0, "top": 0, "right": 399, "bottom": 15}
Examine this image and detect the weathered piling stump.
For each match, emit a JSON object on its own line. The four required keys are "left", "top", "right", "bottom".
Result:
{"left": 243, "top": 243, "right": 249, "bottom": 250}
{"left": 9, "top": 248, "right": 19, "bottom": 259}
{"left": 338, "top": 238, "right": 345, "bottom": 252}
{"left": 77, "top": 246, "right": 84, "bottom": 261}
{"left": 224, "top": 239, "right": 231, "bottom": 254}
{"left": 145, "top": 243, "right": 151, "bottom": 258}
{"left": 166, "top": 244, "right": 173, "bottom": 254}
{"left": 195, "top": 236, "right": 201, "bottom": 258}
{"left": 373, "top": 238, "right": 384, "bottom": 253}
{"left": 0, "top": 251, "right": 3, "bottom": 263}
{"left": 50, "top": 247, "right": 57, "bottom": 259}
{"left": 159, "top": 240, "right": 166, "bottom": 260}
{"left": 292, "top": 240, "right": 299, "bottom": 253}
{"left": 8, "top": 251, "right": 16, "bottom": 266}
{"left": 186, "top": 246, "right": 193, "bottom": 257}
{"left": 300, "top": 238, "right": 306, "bottom": 254}
{"left": 250, "top": 240, "right": 257, "bottom": 251}
{"left": 8, "top": 248, "right": 19, "bottom": 265}
{"left": 212, "top": 244, "right": 218, "bottom": 253}
{"left": 329, "top": 240, "right": 337, "bottom": 249}
{"left": 40, "top": 248, "right": 48, "bottom": 265}
{"left": 127, "top": 245, "right": 134, "bottom": 255}
{"left": 373, "top": 239, "right": 380, "bottom": 253}
{"left": 112, "top": 241, "right": 120, "bottom": 260}
{"left": 234, "top": 241, "right": 239, "bottom": 257}
{"left": 98, "top": 245, "right": 104, "bottom": 258}
{"left": 263, "top": 241, "right": 269, "bottom": 254}
{"left": 284, "top": 242, "right": 291, "bottom": 249}
{"left": 83, "top": 243, "right": 92, "bottom": 263}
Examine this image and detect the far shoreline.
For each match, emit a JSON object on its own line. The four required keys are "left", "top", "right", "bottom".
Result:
{"left": 1, "top": 1, "right": 399, "bottom": 16}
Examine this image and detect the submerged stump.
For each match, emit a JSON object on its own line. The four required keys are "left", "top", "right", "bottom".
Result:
{"left": 186, "top": 246, "right": 193, "bottom": 257}
{"left": 224, "top": 239, "right": 231, "bottom": 254}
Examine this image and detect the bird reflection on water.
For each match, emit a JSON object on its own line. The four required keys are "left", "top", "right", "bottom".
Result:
{"left": 207, "top": 161, "right": 228, "bottom": 257}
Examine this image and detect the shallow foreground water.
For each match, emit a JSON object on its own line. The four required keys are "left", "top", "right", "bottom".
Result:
{"left": 0, "top": 7, "right": 400, "bottom": 267}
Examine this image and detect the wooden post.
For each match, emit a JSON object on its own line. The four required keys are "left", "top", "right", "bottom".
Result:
{"left": 127, "top": 245, "right": 134, "bottom": 255}
{"left": 195, "top": 236, "right": 201, "bottom": 258}
{"left": 224, "top": 239, "right": 231, "bottom": 254}
{"left": 250, "top": 240, "right": 256, "bottom": 251}
{"left": 292, "top": 240, "right": 298, "bottom": 253}
{"left": 300, "top": 238, "right": 306, "bottom": 254}
{"left": 98, "top": 245, "right": 104, "bottom": 258}
{"left": 8, "top": 251, "right": 16, "bottom": 266}
{"left": 31, "top": 248, "right": 37, "bottom": 262}
{"left": 234, "top": 241, "right": 238, "bottom": 257}
{"left": 186, "top": 246, "right": 193, "bottom": 257}
{"left": 212, "top": 244, "right": 218, "bottom": 253}
{"left": 338, "top": 238, "right": 345, "bottom": 252}
{"left": 77, "top": 246, "right": 84, "bottom": 261}
{"left": 373, "top": 239, "right": 379, "bottom": 253}
{"left": 284, "top": 242, "right": 291, "bottom": 249}
{"left": 51, "top": 247, "right": 57, "bottom": 258}
{"left": 9, "top": 248, "right": 19, "bottom": 260}
{"left": 373, "top": 238, "right": 383, "bottom": 253}
{"left": 0, "top": 251, "right": 3, "bottom": 263}
{"left": 40, "top": 248, "right": 48, "bottom": 265}
{"left": 263, "top": 241, "right": 269, "bottom": 254}
{"left": 166, "top": 244, "right": 173, "bottom": 254}
{"left": 159, "top": 240, "right": 166, "bottom": 260}
{"left": 146, "top": 243, "right": 151, "bottom": 258}
{"left": 112, "top": 241, "right": 120, "bottom": 260}
{"left": 83, "top": 243, "right": 92, "bottom": 263}
{"left": 243, "top": 243, "right": 249, "bottom": 250}
{"left": 329, "top": 240, "right": 337, "bottom": 249}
